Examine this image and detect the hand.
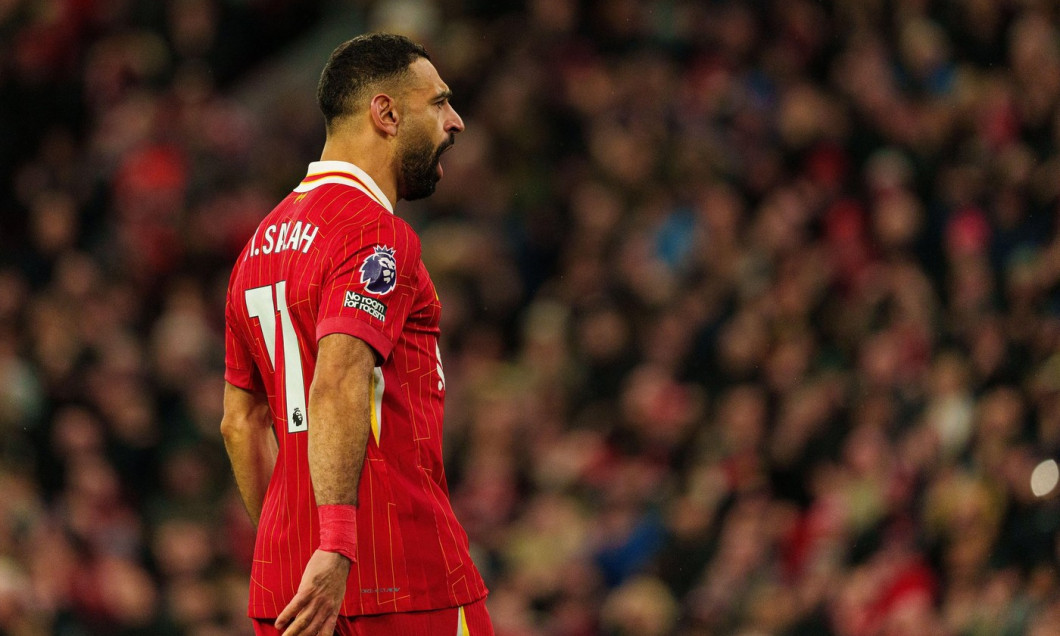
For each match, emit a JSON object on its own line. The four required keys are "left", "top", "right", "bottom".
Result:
{"left": 275, "top": 549, "right": 352, "bottom": 636}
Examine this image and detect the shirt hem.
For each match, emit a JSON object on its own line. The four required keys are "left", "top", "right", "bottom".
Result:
{"left": 247, "top": 589, "right": 488, "bottom": 619}
{"left": 224, "top": 367, "right": 258, "bottom": 391}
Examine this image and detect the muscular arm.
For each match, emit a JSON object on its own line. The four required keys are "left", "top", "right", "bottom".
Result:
{"left": 220, "top": 382, "right": 277, "bottom": 526}
{"left": 308, "top": 333, "right": 376, "bottom": 507}
{"left": 276, "top": 333, "right": 375, "bottom": 636}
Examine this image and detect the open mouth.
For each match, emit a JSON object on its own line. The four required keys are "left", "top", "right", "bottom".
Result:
{"left": 436, "top": 141, "right": 454, "bottom": 178}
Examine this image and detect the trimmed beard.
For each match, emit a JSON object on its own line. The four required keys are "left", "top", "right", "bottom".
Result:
{"left": 397, "top": 126, "right": 451, "bottom": 201}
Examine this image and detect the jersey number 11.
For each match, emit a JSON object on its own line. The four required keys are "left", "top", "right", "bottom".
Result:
{"left": 245, "top": 281, "right": 309, "bottom": 433}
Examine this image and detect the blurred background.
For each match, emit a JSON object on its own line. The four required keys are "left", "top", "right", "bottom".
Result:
{"left": 3, "top": 0, "right": 1060, "bottom": 634}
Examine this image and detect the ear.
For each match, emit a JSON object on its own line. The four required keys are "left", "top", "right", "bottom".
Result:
{"left": 369, "top": 93, "right": 400, "bottom": 137}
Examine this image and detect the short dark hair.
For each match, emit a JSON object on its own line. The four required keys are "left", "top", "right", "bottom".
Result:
{"left": 317, "top": 33, "right": 430, "bottom": 129}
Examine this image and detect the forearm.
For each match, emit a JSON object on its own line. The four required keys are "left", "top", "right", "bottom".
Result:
{"left": 222, "top": 420, "right": 278, "bottom": 525}
{"left": 308, "top": 334, "right": 376, "bottom": 508}
{"left": 221, "top": 382, "right": 276, "bottom": 526}
{"left": 307, "top": 374, "right": 372, "bottom": 507}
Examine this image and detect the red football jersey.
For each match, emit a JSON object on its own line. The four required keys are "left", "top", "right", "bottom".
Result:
{"left": 224, "top": 161, "right": 487, "bottom": 618}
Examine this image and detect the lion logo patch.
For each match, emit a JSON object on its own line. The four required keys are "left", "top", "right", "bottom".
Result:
{"left": 359, "top": 245, "right": 397, "bottom": 296}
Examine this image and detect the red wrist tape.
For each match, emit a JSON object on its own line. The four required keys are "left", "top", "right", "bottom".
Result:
{"left": 318, "top": 504, "right": 357, "bottom": 562}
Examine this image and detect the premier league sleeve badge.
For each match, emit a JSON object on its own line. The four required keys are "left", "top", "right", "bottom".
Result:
{"left": 359, "top": 245, "right": 398, "bottom": 296}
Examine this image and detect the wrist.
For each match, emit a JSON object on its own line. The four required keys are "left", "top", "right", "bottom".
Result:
{"left": 318, "top": 504, "right": 357, "bottom": 563}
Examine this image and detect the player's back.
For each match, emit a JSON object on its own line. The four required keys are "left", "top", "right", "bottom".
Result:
{"left": 224, "top": 162, "right": 487, "bottom": 618}
{"left": 228, "top": 179, "right": 386, "bottom": 425}
{"left": 225, "top": 168, "right": 394, "bottom": 615}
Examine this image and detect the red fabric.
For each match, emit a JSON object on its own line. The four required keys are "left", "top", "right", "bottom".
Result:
{"left": 226, "top": 164, "right": 487, "bottom": 618}
{"left": 253, "top": 615, "right": 356, "bottom": 636}
{"left": 318, "top": 504, "right": 358, "bottom": 563}
{"left": 251, "top": 598, "right": 493, "bottom": 635}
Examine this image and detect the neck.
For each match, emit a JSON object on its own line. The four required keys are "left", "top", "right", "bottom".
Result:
{"left": 319, "top": 131, "right": 398, "bottom": 206}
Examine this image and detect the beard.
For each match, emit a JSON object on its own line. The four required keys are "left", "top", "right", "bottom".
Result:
{"left": 397, "top": 126, "right": 452, "bottom": 201}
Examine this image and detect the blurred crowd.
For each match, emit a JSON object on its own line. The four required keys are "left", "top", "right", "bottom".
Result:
{"left": 4, "top": 0, "right": 1060, "bottom": 635}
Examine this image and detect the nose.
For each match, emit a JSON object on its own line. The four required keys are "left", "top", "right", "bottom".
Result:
{"left": 445, "top": 104, "right": 465, "bottom": 134}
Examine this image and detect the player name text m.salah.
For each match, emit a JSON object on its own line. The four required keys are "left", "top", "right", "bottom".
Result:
{"left": 246, "top": 221, "right": 320, "bottom": 258}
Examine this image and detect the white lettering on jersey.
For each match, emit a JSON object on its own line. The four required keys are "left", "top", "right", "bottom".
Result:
{"left": 298, "top": 225, "right": 319, "bottom": 252}
{"left": 284, "top": 221, "right": 303, "bottom": 252}
{"left": 250, "top": 221, "right": 320, "bottom": 257}
{"left": 262, "top": 225, "right": 276, "bottom": 254}
{"left": 275, "top": 222, "right": 289, "bottom": 250}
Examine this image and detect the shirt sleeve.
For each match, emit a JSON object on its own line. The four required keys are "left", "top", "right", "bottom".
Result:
{"left": 224, "top": 288, "right": 264, "bottom": 392}
{"left": 316, "top": 218, "right": 421, "bottom": 362}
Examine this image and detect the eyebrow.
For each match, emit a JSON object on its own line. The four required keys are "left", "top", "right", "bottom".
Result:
{"left": 433, "top": 89, "right": 453, "bottom": 102}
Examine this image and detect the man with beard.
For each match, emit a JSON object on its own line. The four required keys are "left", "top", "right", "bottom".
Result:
{"left": 220, "top": 34, "right": 491, "bottom": 636}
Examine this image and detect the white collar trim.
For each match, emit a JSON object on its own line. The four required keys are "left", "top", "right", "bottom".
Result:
{"left": 294, "top": 160, "right": 394, "bottom": 213}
